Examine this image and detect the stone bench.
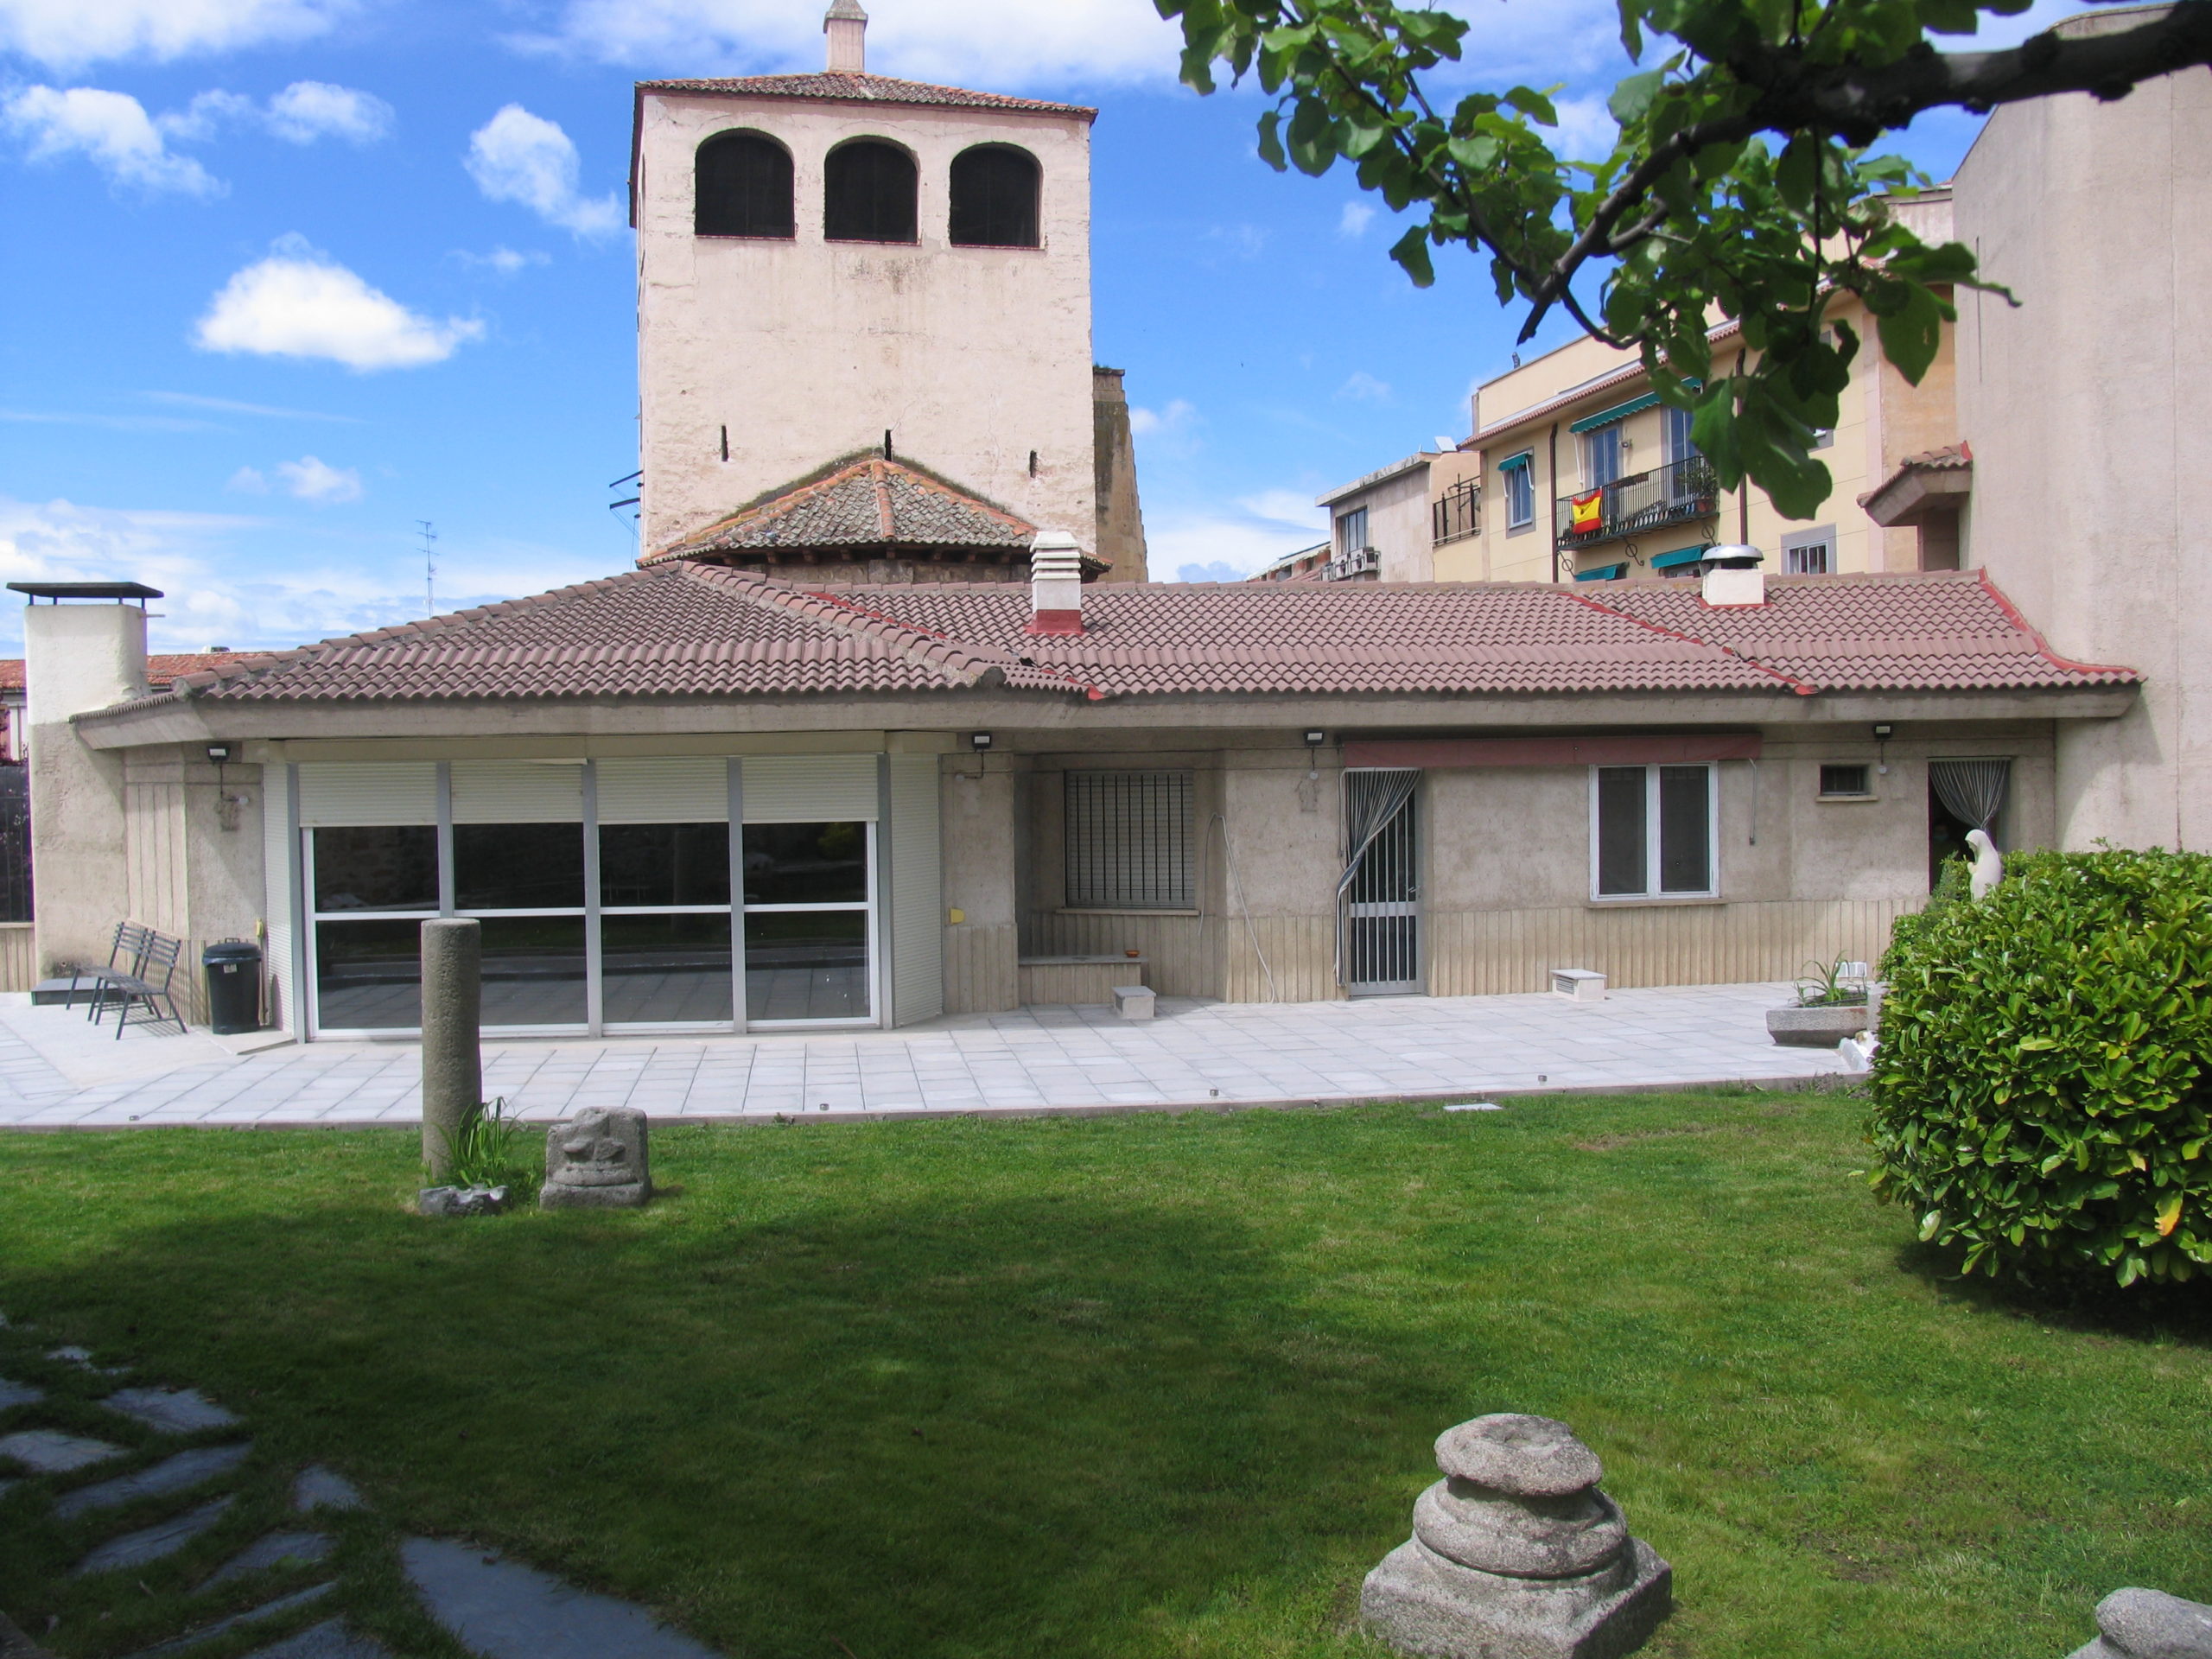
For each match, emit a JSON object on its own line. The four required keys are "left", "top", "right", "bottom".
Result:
{"left": 1017, "top": 955, "right": 1147, "bottom": 1007}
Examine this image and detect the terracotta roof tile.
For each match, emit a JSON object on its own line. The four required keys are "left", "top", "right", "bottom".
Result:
{"left": 645, "top": 455, "right": 1033, "bottom": 565}
{"left": 639, "top": 73, "right": 1094, "bottom": 119}
{"left": 162, "top": 566, "right": 2135, "bottom": 711}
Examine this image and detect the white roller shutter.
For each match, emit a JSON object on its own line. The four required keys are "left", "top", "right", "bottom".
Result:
{"left": 740, "top": 755, "right": 880, "bottom": 823}
{"left": 887, "top": 753, "right": 942, "bottom": 1026}
{"left": 596, "top": 757, "right": 730, "bottom": 824}
{"left": 297, "top": 762, "right": 437, "bottom": 827}
{"left": 450, "top": 760, "right": 584, "bottom": 823}
{"left": 262, "top": 763, "right": 302, "bottom": 1038}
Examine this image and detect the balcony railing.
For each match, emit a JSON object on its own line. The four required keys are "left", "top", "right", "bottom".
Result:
{"left": 1431, "top": 478, "right": 1480, "bottom": 545}
{"left": 1555, "top": 456, "right": 1719, "bottom": 549}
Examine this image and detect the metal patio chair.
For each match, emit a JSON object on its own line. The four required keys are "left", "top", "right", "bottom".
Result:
{"left": 65, "top": 921, "right": 151, "bottom": 1018}
{"left": 91, "top": 929, "right": 188, "bottom": 1039}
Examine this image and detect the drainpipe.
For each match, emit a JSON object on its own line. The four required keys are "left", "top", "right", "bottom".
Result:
{"left": 1734, "top": 347, "right": 1751, "bottom": 546}
{"left": 1546, "top": 421, "right": 1560, "bottom": 583}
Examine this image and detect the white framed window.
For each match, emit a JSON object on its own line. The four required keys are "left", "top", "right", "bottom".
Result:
{"left": 1335, "top": 505, "right": 1370, "bottom": 556}
{"left": 1582, "top": 424, "right": 1624, "bottom": 488}
{"left": 1502, "top": 456, "right": 1535, "bottom": 529}
{"left": 1590, "top": 764, "right": 1718, "bottom": 899}
{"left": 1662, "top": 404, "right": 1699, "bottom": 464}
{"left": 1065, "top": 771, "right": 1195, "bottom": 909}
{"left": 1783, "top": 524, "right": 1835, "bottom": 575}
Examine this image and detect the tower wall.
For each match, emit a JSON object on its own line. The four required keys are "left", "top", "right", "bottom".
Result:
{"left": 636, "top": 92, "right": 1097, "bottom": 560}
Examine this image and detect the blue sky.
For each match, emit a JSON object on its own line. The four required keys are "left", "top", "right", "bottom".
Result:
{"left": 0, "top": 0, "right": 2093, "bottom": 651}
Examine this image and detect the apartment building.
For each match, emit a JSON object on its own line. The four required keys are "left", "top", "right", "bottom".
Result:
{"left": 1432, "top": 191, "right": 1960, "bottom": 587}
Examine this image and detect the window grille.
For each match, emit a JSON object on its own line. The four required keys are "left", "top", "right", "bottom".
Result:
{"left": 1065, "top": 771, "right": 1194, "bottom": 909}
{"left": 949, "top": 143, "right": 1039, "bottom": 247}
{"left": 1818, "top": 764, "right": 1872, "bottom": 798}
{"left": 825, "top": 139, "right": 918, "bottom": 243}
{"left": 695, "top": 130, "right": 794, "bottom": 238}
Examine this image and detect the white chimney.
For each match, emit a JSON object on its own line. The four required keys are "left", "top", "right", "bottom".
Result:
{"left": 1028, "top": 531, "right": 1084, "bottom": 635}
{"left": 1700, "top": 543, "right": 1766, "bottom": 607}
{"left": 824, "top": 0, "right": 867, "bottom": 73}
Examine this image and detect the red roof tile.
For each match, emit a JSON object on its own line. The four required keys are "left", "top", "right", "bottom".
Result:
{"left": 158, "top": 566, "right": 2134, "bottom": 711}
{"left": 639, "top": 73, "right": 1094, "bottom": 119}
{"left": 0, "top": 653, "right": 251, "bottom": 695}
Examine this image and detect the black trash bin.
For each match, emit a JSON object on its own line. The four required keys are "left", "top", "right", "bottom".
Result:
{"left": 202, "top": 939, "right": 262, "bottom": 1035}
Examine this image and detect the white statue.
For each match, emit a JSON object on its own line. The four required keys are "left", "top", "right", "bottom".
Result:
{"left": 1966, "top": 828, "right": 2005, "bottom": 899}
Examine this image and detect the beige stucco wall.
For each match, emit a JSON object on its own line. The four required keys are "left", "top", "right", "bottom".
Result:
{"left": 636, "top": 91, "right": 1097, "bottom": 557}
{"left": 121, "top": 747, "right": 268, "bottom": 1023}
{"left": 26, "top": 605, "right": 144, "bottom": 975}
{"left": 1954, "top": 19, "right": 2211, "bottom": 850}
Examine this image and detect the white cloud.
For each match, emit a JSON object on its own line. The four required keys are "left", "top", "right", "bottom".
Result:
{"left": 1338, "top": 201, "right": 1375, "bottom": 238}
{"left": 1549, "top": 93, "right": 1620, "bottom": 165}
{"left": 147, "top": 391, "right": 356, "bottom": 422}
{"left": 265, "top": 81, "right": 392, "bottom": 144}
{"left": 274, "top": 454, "right": 361, "bottom": 503}
{"left": 194, "top": 235, "right": 483, "bottom": 372}
{"left": 3, "top": 85, "right": 219, "bottom": 195}
{"left": 1128, "top": 398, "right": 1196, "bottom": 439}
{"left": 1236, "top": 488, "right": 1326, "bottom": 527}
{"left": 465, "top": 105, "right": 620, "bottom": 238}
{"left": 1337, "top": 370, "right": 1392, "bottom": 403}
{"left": 1149, "top": 512, "right": 1324, "bottom": 582}
{"left": 226, "top": 466, "right": 268, "bottom": 493}
{"left": 0, "top": 0, "right": 352, "bottom": 69}
{"left": 454, "top": 245, "right": 549, "bottom": 276}
{"left": 525, "top": 0, "right": 1180, "bottom": 86}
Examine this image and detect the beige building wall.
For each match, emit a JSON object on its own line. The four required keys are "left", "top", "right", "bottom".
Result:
{"left": 1954, "top": 9, "right": 2211, "bottom": 850}
{"left": 25, "top": 604, "right": 143, "bottom": 976}
{"left": 1317, "top": 451, "right": 1483, "bottom": 582}
{"left": 635, "top": 90, "right": 1097, "bottom": 557}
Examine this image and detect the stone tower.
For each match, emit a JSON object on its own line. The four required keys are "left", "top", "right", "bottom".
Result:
{"left": 630, "top": 5, "right": 1141, "bottom": 577}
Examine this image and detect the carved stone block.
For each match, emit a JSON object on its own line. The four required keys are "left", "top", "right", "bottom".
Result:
{"left": 540, "top": 1108, "right": 651, "bottom": 1210}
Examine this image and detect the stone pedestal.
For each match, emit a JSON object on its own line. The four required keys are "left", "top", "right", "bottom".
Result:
{"left": 540, "top": 1107, "right": 651, "bottom": 1210}
{"left": 2069, "top": 1589, "right": 2212, "bottom": 1659}
{"left": 1361, "top": 1414, "right": 1671, "bottom": 1659}
{"left": 420, "top": 919, "right": 482, "bottom": 1181}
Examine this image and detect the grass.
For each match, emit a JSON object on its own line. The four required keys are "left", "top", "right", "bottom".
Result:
{"left": 0, "top": 1090, "right": 2208, "bottom": 1659}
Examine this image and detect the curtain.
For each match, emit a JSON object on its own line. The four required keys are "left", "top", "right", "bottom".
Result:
{"left": 1335, "top": 768, "right": 1419, "bottom": 988}
{"left": 1929, "top": 758, "right": 2011, "bottom": 833}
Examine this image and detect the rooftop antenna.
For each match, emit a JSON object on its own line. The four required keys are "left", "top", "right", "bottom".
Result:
{"left": 417, "top": 520, "right": 437, "bottom": 616}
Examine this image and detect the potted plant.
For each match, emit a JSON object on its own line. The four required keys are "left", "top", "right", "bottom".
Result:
{"left": 1767, "top": 957, "right": 1874, "bottom": 1047}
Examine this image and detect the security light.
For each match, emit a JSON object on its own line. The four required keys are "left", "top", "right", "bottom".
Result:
{"left": 206, "top": 743, "right": 234, "bottom": 764}
{"left": 969, "top": 732, "right": 993, "bottom": 751}
{"left": 1871, "top": 723, "right": 1894, "bottom": 741}
{"left": 1304, "top": 729, "right": 1326, "bottom": 747}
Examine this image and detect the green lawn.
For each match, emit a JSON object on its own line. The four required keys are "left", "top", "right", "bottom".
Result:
{"left": 1, "top": 1092, "right": 2207, "bottom": 1659}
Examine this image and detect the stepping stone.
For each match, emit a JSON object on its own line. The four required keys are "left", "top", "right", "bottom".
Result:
{"left": 241, "top": 1618, "right": 394, "bottom": 1659}
{"left": 0, "top": 1376, "right": 43, "bottom": 1411}
{"left": 0, "top": 1428, "right": 125, "bottom": 1473}
{"left": 205, "top": 1531, "right": 333, "bottom": 1586}
{"left": 103, "top": 1389, "right": 242, "bottom": 1434}
{"left": 290, "top": 1466, "right": 365, "bottom": 1514}
{"left": 120, "top": 1582, "right": 335, "bottom": 1658}
{"left": 401, "top": 1537, "right": 727, "bottom": 1659}
{"left": 73, "top": 1494, "right": 234, "bottom": 1576}
{"left": 56, "top": 1443, "right": 253, "bottom": 1519}
{"left": 0, "top": 1479, "right": 16, "bottom": 1503}
{"left": 48, "top": 1344, "right": 126, "bottom": 1375}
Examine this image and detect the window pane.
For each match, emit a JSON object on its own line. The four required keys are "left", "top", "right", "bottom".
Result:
{"left": 479, "top": 915, "right": 587, "bottom": 1027}
{"left": 313, "top": 826, "right": 435, "bottom": 913}
{"left": 743, "top": 822, "right": 868, "bottom": 906}
{"left": 603, "top": 913, "right": 733, "bottom": 1025}
{"left": 455, "top": 823, "right": 584, "bottom": 911}
{"left": 315, "top": 918, "right": 421, "bottom": 1030}
{"left": 1586, "top": 427, "right": 1622, "bottom": 486}
{"left": 1658, "top": 766, "right": 1712, "bottom": 893}
{"left": 1065, "top": 771, "right": 1194, "bottom": 909}
{"left": 1506, "top": 466, "right": 1533, "bottom": 526}
{"left": 1596, "top": 767, "right": 1647, "bottom": 896}
{"left": 746, "top": 910, "right": 869, "bottom": 1020}
{"left": 601, "top": 823, "right": 731, "bottom": 909}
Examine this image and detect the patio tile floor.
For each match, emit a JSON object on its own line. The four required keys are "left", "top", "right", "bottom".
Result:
{"left": 0, "top": 982, "right": 1847, "bottom": 1129}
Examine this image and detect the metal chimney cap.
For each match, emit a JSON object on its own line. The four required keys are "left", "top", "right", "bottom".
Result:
{"left": 7, "top": 580, "right": 164, "bottom": 601}
{"left": 1700, "top": 543, "right": 1764, "bottom": 569}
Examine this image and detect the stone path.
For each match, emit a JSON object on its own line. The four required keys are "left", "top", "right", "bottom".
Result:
{"left": 0, "top": 1313, "right": 729, "bottom": 1657}
{"left": 0, "top": 982, "right": 1845, "bottom": 1128}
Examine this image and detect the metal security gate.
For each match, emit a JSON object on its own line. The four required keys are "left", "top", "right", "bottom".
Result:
{"left": 1341, "top": 769, "right": 1421, "bottom": 995}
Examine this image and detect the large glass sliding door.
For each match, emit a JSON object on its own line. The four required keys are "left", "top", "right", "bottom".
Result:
{"left": 601, "top": 822, "right": 734, "bottom": 1027}
{"left": 742, "top": 821, "right": 873, "bottom": 1024}
{"left": 454, "top": 821, "right": 588, "bottom": 1031}
{"left": 309, "top": 825, "right": 437, "bottom": 1031}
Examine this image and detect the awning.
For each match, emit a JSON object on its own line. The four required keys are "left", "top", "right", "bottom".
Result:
{"left": 1573, "top": 563, "right": 1626, "bottom": 582}
{"left": 1650, "top": 545, "right": 1708, "bottom": 570}
{"left": 1567, "top": 378, "right": 1701, "bottom": 435}
{"left": 1497, "top": 449, "right": 1535, "bottom": 470}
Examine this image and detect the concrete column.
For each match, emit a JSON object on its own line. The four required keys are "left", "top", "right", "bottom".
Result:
{"left": 421, "top": 918, "right": 482, "bottom": 1178}
{"left": 24, "top": 603, "right": 146, "bottom": 975}
{"left": 942, "top": 757, "right": 1020, "bottom": 1013}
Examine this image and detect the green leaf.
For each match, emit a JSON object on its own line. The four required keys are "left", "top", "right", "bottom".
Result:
{"left": 1389, "top": 222, "right": 1435, "bottom": 288}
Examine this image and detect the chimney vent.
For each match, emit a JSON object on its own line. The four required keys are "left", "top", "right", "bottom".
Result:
{"left": 824, "top": 0, "right": 867, "bottom": 73}
{"left": 1700, "top": 543, "right": 1766, "bottom": 607}
{"left": 1028, "top": 531, "right": 1084, "bottom": 635}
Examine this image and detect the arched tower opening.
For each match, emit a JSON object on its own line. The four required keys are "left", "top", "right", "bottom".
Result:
{"left": 949, "top": 143, "right": 1039, "bottom": 248}
{"left": 825, "top": 138, "right": 918, "bottom": 244}
{"left": 695, "top": 130, "right": 795, "bottom": 238}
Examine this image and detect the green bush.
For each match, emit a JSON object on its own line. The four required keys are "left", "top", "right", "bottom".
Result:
{"left": 1867, "top": 847, "right": 2212, "bottom": 1286}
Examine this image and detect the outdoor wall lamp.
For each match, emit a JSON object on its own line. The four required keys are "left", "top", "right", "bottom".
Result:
{"left": 1872, "top": 723, "right": 1894, "bottom": 775}
{"left": 969, "top": 732, "right": 993, "bottom": 751}
{"left": 205, "top": 742, "right": 234, "bottom": 764}
{"left": 1304, "top": 729, "right": 1327, "bottom": 747}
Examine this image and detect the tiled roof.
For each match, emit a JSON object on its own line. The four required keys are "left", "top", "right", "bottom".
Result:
{"left": 0, "top": 653, "right": 248, "bottom": 695}
{"left": 154, "top": 567, "right": 2135, "bottom": 711}
{"left": 645, "top": 455, "right": 1034, "bottom": 566}
{"left": 638, "top": 74, "right": 1094, "bottom": 118}
{"left": 1592, "top": 571, "right": 2135, "bottom": 691}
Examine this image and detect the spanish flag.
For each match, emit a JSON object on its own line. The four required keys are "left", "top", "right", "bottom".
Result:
{"left": 1569, "top": 490, "right": 1604, "bottom": 533}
